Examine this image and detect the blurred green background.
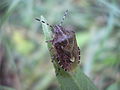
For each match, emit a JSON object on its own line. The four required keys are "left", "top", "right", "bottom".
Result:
{"left": 0, "top": 0, "right": 120, "bottom": 90}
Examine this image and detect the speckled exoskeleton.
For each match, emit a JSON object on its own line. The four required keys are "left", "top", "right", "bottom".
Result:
{"left": 36, "top": 10, "right": 80, "bottom": 71}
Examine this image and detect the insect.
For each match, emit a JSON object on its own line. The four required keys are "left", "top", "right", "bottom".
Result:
{"left": 36, "top": 10, "right": 80, "bottom": 72}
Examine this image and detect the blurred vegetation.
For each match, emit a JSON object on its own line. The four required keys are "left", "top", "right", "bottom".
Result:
{"left": 0, "top": 0, "right": 120, "bottom": 90}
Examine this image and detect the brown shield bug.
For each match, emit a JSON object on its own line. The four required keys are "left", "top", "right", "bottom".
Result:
{"left": 36, "top": 10, "right": 80, "bottom": 72}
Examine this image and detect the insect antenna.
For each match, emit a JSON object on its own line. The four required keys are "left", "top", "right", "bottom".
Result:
{"left": 59, "top": 10, "right": 68, "bottom": 26}
{"left": 35, "top": 18, "right": 53, "bottom": 28}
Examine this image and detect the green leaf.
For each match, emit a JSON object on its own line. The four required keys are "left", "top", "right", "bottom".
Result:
{"left": 40, "top": 16, "right": 98, "bottom": 90}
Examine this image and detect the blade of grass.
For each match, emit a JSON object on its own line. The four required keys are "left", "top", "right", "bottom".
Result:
{"left": 41, "top": 16, "right": 98, "bottom": 90}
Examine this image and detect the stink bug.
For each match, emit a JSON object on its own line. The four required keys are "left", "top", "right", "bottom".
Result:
{"left": 36, "top": 10, "right": 80, "bottom": 71}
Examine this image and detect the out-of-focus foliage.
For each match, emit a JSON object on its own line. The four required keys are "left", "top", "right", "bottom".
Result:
{"left": 0, "top": 0, "right": 120, "bottom": 90}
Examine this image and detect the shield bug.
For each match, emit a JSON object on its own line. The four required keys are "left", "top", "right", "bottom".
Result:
{"left": 36, "top": 10, "right": 80, "bottom": 72}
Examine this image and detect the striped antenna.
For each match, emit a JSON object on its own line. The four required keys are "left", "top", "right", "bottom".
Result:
{"left": 59, "top": 10, "right": 68, "bottom": 26}
{"left": 35, "top": 18, "right": 53, "bottom": 28}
